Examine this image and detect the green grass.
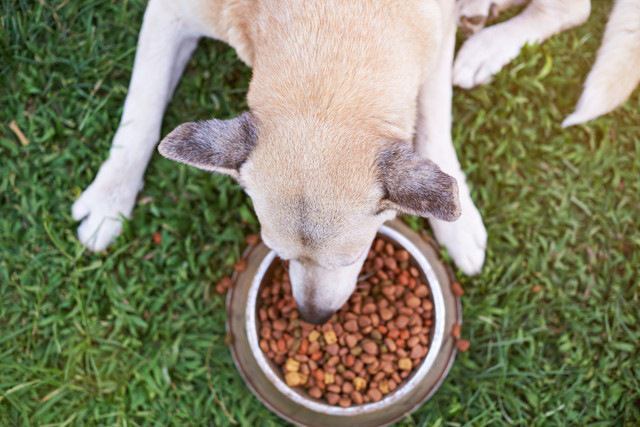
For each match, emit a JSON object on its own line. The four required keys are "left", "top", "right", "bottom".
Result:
{"left": 1, "top": 0, "right": 638, "bottom": 425}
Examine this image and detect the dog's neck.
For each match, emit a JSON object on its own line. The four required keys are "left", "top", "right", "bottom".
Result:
{"left": 229, "top": 0, "right": 439, "bottom": 142}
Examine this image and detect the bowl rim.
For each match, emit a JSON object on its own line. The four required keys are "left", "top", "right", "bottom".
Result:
{"left": 244, "top": 224, "right": 447, "bottom": 415}
{"left": 226, "top": 219, "right": 462, "bottom": 427}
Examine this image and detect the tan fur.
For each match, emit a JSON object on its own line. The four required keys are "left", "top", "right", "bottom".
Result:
{"left": 207, "top": 0, "right": 444, "bottom": 320}
{"left": 207, "top": 0, "right": 443, "bottom": 262}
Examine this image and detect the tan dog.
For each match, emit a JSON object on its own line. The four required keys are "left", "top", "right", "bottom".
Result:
{"left": 73, "top": 0, "right": 487, "bottom": 323}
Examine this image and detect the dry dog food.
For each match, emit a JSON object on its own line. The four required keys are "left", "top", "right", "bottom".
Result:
{"left": 256, "top": 237, "right": 435, "bottom": 407}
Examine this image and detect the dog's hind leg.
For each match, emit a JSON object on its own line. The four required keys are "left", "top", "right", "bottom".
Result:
{"left": 453, "top": 0, "right": 591, "bottom": 89}
{"left": 416, "top": 0, "right": 487, "bottom": 275}
{"left": 72, "top": 0, "right": 206, "bottom": 251}
{"left": 563, "top": 0, "right": 640, "bottom": 127}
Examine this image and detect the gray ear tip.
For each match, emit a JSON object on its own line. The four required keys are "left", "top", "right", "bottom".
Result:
{"left": 439, "top": 176, "right": 462, "bottom": 222}
{"left": 157, "top": 137, "right": 173, "bottom": 158}
{"left": 157, "top": 123, "right": 193, "bottom": 158}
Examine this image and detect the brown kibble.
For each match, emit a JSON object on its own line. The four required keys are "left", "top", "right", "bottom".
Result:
{"left": 415, "top": 285, "right": 429, "bottom": 297}
{"left": 308, "top": 387, "right": 322, "bottom": 399}
{"left": 362, "top": 303, "right": 377, "bottom": 314}
{"left": 405, "top": 295, "right": 421, "bottom": 308}
{"left": 245, "top": 234, "right": 260, "bottom": 246}
{"left": 410, "top": 345, "right": 425, "bottom": 359}
{"left": 367, "top": 388, "right": 383, "bottom": 402}
{"left": 407, "top": 336, "right": 420, "bottom": 348}
{"left": 395, "top": 250, "right": 410, "bottom": 262}
{"left": 351, "top": 391, "right": 364, "bottom": 405}
{"left": 325, "top": 343, "right": 340, "bottom": 356}
{"left": 273, "top": 319, "right": 287, "bottom": 331}
{"left": 384, "top": 257, "right": 398, "bottom": 270}
{"left": 362, "top": 340, "right": 379, "bottom": 355}
{"left": 152, "top": 231, "right": 162, "bottom": 245}
{"left": 451, "top": 323, "right": 462, "bottom": 339}
{"left": 358, "top": 316, "right": 372, "bottom": 328}
{"left": 395, "top": 315, "right": 410, "bottom": 329}
{"left": 326, "top": 393, "right": 340, "bottom": 405}
{"left": 234, "top": 258, "right": 247, "bottom": 273}
{"left": 344, "top": 320, "right": 358, "bottom": 333}
{"left": 456, "top": 339, "right": 471, "bottom": 352}
{"left": 345, "top": 334, "right": 359, "bottom": 348}
{"left": 451, "top": 282, "right": 465, "bottom": 297}
{"left": 379, "top": 307, "right": 394, "bottom": 321}
{"left": 215, "top": 277, "right": 233, "bottom": 294}
{"left": 327, "top": 384, "right": 341, "bottom": 394}
{"left": 299, "top": 338, "right": 309, "bottom": 355}
{"left": 338, "top": 397, "right": 352, "bottom": 407}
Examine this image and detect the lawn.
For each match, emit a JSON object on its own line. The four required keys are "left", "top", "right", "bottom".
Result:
{"left": 1, "top": 0, "right": 638, "bottom": 425}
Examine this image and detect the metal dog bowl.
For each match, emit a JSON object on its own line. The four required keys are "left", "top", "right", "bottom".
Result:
{"left": 226, "top": 219, "right": 461, "bottom": 426}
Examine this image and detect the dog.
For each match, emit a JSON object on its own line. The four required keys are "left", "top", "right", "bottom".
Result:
{"left": 454, "top": 0, "right": 640, "bottom": 126}
{"left": 72, "top": 0, "right": 488, "bottom": 324}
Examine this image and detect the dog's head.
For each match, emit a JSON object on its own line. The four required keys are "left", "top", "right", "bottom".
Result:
{"left": 159, "top": 112, "right": 460, "bottom": 323}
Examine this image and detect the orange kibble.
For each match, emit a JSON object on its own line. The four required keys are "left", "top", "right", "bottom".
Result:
{"left": 451, "top": 323, "right": 462, "bottom": 339}
{"left": 456, "top": 339, "right": 471, "bottom": 352}
{"left": 451, "top": 282, "right": 465, "bottom": 297}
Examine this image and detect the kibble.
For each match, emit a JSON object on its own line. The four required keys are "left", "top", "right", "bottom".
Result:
{"left": 258, "top": 237, "right": 435, "bottom": 407}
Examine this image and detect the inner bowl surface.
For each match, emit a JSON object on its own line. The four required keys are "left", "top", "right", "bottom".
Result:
{"left": 245, "top": 225, "right": 446, "bottom": 415}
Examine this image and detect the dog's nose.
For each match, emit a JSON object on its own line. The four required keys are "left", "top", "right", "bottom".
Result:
{"left": 298, "top": 305, "right": 335, "bottom": 325}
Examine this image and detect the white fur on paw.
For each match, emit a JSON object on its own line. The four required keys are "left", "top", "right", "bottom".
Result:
{"left": 454, "top": 25, "right": 523, "bottom": 89}
{"left": 430, "top": 202, "right": 487, "bottom": 275}
{"left": 72, "top": 165, "right": 141, "bottom": 252}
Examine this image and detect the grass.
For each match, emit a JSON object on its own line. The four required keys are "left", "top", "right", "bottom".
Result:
{"left": 1, "top": 0, "right": 638, "bottom": 425}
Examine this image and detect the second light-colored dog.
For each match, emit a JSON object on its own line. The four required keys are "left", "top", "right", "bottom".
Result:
{"left": 455, "top": 0, "right": 640, "bottom": 126}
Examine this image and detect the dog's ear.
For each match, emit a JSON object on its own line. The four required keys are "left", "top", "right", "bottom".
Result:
{"left": 158, "top": 112, "right": 257, "bottom": 179}
{"left": 378, "top": 142, "right": 461, "bottom": 221}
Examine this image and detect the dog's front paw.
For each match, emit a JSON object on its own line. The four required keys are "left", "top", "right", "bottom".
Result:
{"left": 453, "top": 25, "right": 523, "bottom": 89}
{"left": 430, "top": 201, "right": 487, "bottom": 275}
{"left": 72, "top": 163, "right": 142, "bottom": 252}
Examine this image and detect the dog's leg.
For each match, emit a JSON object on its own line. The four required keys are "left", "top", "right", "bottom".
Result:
{"left": 453, "top": 0, "right": 591, "bottom": 89}
{"left": 72, "top": 0, "right": 202, "bottom": 251}
{"left": 563, "top": 0, "right": 640, "bottom": 127}
{"left": 416, "top": 1, "right": 487, "bottom": 275}
{"left": 458, "top": 0, "right": 527, "bottom": 36}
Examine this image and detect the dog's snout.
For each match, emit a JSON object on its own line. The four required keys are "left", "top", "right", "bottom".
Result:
{"left": 298, "top": 305, "right": 335, "bottom": 325}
